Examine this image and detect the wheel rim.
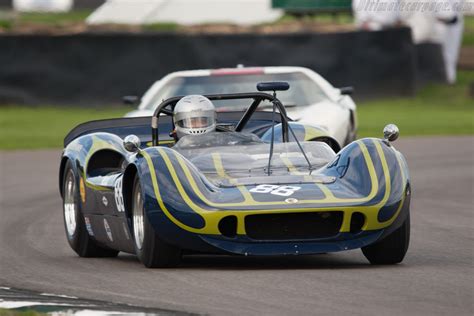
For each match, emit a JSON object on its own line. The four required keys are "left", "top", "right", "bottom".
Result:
{"left": 133, "top": 183, "right": 145, "bottom": 250}
{"left": 64, "top": 170, "right": 77, "bottom": 237}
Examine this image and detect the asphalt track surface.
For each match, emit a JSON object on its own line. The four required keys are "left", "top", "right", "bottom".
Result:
{"left": 1, "top": 136, "right": 473, "bottom": 315}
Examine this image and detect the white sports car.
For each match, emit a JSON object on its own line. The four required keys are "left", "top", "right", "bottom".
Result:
{"left": 124, "top": 66, "right": 357, "bottom": 150}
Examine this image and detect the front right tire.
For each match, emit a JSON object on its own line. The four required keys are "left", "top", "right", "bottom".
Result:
{"left": 132, "top": 175, "right": 181, "bottom": 268}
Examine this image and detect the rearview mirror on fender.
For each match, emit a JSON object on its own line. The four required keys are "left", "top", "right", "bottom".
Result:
{"left": 123, "top": 95, "right": 139, "bottom": 105}
{"left": 339, "top": 87, "right": 354, "bottom": 95}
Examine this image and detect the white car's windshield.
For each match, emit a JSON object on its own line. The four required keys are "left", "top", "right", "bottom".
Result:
{"left": 144, "top": 72, "right": 329, "bottom": 111}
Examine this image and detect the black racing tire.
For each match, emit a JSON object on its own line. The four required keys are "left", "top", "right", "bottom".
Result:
{"left": 362, "top": 213, "right": 410, "bottom": 265}
{"left": 132, "top": 175, "right": 181, "bottom": 268}
{"left": 62, "top": 160, "right": 119, "bottom": 258}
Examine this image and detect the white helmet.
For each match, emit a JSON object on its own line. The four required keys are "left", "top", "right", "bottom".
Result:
{"left": 173, "top": 95, "right": 216, "bottom": 139}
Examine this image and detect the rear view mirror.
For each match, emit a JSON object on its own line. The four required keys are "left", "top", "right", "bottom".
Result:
{"left": 383, "top": 124, "right": 399, "bottom": 143}
{"left": 123, "top": 134, "right": 141, "bottom": 152}
{"left": 123, "top": 95, "right": 139, "bottom": 105}
{"left": 257, "top": 82, "right": 290, "bottom": 92}
{"left": 339, "top": 87, "right": 354, "bottom": 95}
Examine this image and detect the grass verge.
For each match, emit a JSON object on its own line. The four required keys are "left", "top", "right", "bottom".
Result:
{"left": 0, "top": 71, "right": 472, "bottom": 150}
{"left": 1, "top": 10, "right": 92, "bottom": 26}
{"left": 357, "top": 70, "right": 473, "bottom": 137}
{"left": 0, "top": 106, "right": 130, "bottom": 150}
{"left": 463, "top": 16, "right": 474, "bottom": 47}
{"left": 0, "top": 308, "right": 46, "bottom": 316}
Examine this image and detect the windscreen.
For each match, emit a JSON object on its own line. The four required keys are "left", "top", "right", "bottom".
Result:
{"left": 144, "top": 72, "right": 329, "bottom": 111}
{"left": 174, "top": 133, "right": 336, "bottom": 182}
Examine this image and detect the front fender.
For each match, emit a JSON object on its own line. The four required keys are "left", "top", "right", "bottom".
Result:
{"left": 320, "top": 138, "right": 411, "bottom": 232}
{"left": 134, "top": 147, "right": 211, "bottom": 232}
{"left": 60, "top": 132, "right": 129, "bottom": 199}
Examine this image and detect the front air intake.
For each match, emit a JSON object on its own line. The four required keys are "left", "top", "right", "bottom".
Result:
{"left": 218, "top": 216, "right": 237, "bottom": 238}
{"left": 245, "top": 212, "right": 343, "bottom": 240}
{"left": 350, "top": 212, "right": 365, "bottom": 234}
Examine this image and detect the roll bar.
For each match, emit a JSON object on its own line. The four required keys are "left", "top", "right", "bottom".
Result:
{"left": 151, "top": 92, "right": 290, "bottom": 146}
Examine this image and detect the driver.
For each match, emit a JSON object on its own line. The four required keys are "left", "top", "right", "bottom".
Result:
{"left": 172, "top": 95, "right": 217, "bottom": 140}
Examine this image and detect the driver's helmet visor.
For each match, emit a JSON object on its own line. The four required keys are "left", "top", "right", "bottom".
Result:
{"left": 176, "top": 117, "right": 214, "bottom": 129}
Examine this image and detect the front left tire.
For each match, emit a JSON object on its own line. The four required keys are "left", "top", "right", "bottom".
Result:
{"left": 62, "top": 160, "right": 119, "bottom": 258}
{"left": 131, "top": 175, "right": 181, "bottom": 268}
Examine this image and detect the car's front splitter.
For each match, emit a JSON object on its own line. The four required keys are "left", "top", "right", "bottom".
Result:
{"left": 198, "top": 231, "right": 384, "bottom": 256}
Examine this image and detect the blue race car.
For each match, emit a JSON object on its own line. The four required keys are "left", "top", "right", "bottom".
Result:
{"left": 60, "top": 83, "right": 410, "bottom": 268}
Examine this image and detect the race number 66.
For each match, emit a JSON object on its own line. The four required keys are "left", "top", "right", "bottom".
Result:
{"left": 249, "top": 185, "right": 301, "bottom": 197}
